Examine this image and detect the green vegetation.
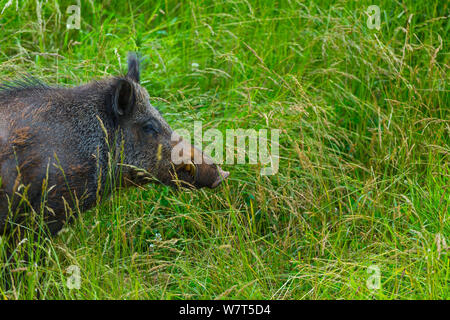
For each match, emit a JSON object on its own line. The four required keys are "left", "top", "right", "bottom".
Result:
{"left": 0, "top": 0, "right": 448, "bottom": 299}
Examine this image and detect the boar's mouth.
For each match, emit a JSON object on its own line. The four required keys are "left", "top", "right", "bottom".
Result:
{"left": 173, "top": 161, "right": 229, "bottom": 189}
{"left": 175, "top": 161, "right": 198, "bottom": 185}
{"left": 123, "top": 160, "right": 228, "bottom": 190}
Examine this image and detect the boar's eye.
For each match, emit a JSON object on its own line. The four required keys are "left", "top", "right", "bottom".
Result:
{"left": 142, "top": 119, "right": 160, "bottom": 135}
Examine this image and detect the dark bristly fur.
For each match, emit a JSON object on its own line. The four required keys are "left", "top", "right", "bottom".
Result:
{"left": 126, "top": 52, "right": 141, "bottom": 83}
{"left": 0, "top": 74, "right": 51, "bottom": 95}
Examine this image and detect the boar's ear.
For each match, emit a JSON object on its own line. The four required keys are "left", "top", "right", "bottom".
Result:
{"left": 126, "top": 52, "right": 140, "bottom": 83}
{"left": 112, "top": 78, "right": 135, "bottom": 118}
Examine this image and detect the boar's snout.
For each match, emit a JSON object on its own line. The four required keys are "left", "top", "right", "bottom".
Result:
{"left": 211, "top": 166, "right": 230, "bottom": 188}
{"left": 171, "top": 135, "right": 229, "bottom": 189}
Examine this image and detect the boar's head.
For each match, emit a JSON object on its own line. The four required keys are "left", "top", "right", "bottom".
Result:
{"left": 109, "top": 53, "right": 229, "bottom": 189}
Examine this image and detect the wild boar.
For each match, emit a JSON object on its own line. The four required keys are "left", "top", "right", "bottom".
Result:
{"left": 0, "top": 53, "right": 229, "bottom": 240}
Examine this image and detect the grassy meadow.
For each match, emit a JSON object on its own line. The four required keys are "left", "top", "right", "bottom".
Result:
{"left": 0, "top": 0, "right": 448, "bottom": 299}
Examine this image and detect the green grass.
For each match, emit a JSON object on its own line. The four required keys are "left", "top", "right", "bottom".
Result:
{"left": 0, "top": 0, "right": 448, "bottom": 299}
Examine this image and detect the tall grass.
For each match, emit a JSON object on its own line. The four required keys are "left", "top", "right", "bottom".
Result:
{"left": 0, "top": 0, "right": 448, "bottom": 299}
